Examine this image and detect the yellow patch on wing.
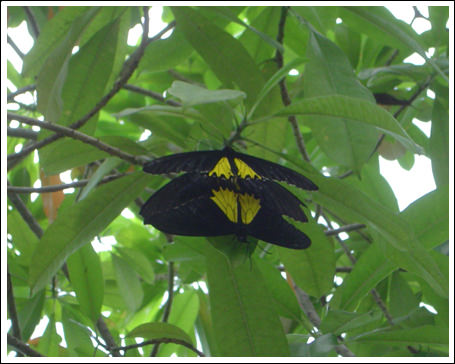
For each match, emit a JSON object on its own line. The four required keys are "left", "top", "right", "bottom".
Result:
{"left": 210, "top": 188, "right": 238, "bottom": 223}
{"left": 209, "top": 157, "right": 234, "bottom": 178}
{"left": 234, "top": 158, "right": 261, "bottom": 180}
{"left": 238, "top": 192, "right": 261, "bottom": 224}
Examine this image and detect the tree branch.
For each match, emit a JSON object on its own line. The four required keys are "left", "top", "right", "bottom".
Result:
{"left": 7, "top": 127, "right": 38, "bottom": 140}
{"left": 23, "top": 6, "right": 40, "bottom": 39}
{"left": 7, "top": 270, "right": 22, "bottom": 357}
{"left": 96, "top": 317, "right": 121, "bottom": 357}
{"left": 7, "top": 34, "right": 25, "bottom": 59}
{"left": 8, "top": 172, "right": 131, "bottom": 194}
{"left": 123, "top": 84, "right": 181, "bottom": 106}
{"left": 324, "top": 223, "right": 366, "bottom": 236}
{"left": 114, "top": 338, "right": 204, "bottom": 357}
{"left": 7, "top": 84, "right": 36, "bottom": 102}
{"left": 7, "top": 113, "right": 144, "bottom": 166}
{"left": 7, "top": 17, "right": 175, "bottom": 169}
{"left": 7, "top": 182, "right": 44, "bottom": 238}
{"left": 7, "top": 334, "right": 44, "bottom": 357}
{"left": 275, "top": 6, "right": 311, "bottom": 163}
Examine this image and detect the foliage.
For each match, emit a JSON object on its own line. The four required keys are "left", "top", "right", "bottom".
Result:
{"left": 6, "top": 5, "right": 449, "bottom": 358}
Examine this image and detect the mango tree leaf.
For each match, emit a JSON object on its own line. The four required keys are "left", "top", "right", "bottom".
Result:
{"left": 112, "top": 254, "right": 143, "bottom": 312}
{"left": 168, "top": 81, "right": 246, "bottom": 106}
{"left": 67, "top": 243, "right": 104, "bottom": 322}
{"left": 127, "top": 322, "right": 193, "bottom": 345}
{"left": 205, "top": 240, "right": 290, "bottom": 356}
{"left": 29, "top": 172, "right": 153, "bottom": 294}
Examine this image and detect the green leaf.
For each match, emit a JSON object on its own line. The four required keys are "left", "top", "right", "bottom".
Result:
{"left": 302, "top": 29, "right": 378, "bottom": 172}
{"left": 288, "top": 333, "right": 338, "bottom": 357}
{"left": 22, "top": 7, "right": 93, "bottom": 78}
{"left": 40, "top": 136, "right": 147, "bottom": 175}
{"left": 36, "top": 8, "right": 101, "bottom": 123}
{"left": 205, "top": 243, "right": 290, "bottom": 356}
{"left": 157, "top": 289, "right": 200, "bottom": 357}
{"left": 168, "top": 81, "right": 246, "bottom": 106}
{"left": 273, "top": 95, "right": 423, "bottom": 154}
{"left": 17, "top": 290, "right": 46, "bottom": 342}
{"left": 428, "top": 99, "right": 449, "bottom": 187}
{"left": 128, "top": 322, "right": 193, "bottom": 345}
{"left": 401, "top": 187, "right": 449, "bottom": 250}
{"left": 67, "top": 243, "right": 104, "bottom": 322}
{"left": 28, "top": 172, "right": 153, "bottom": 294}
{"left": 330, "top": 243, "right": 395, "bottom": 311}
{"left": 139, "top": 28, "right": 194, "bottom": 73}
{"left": 116, "top": 246, "right": 155, "bottom": 284}
{"left": 112, "top": 254, "right": 143, "bottom": 312}
{"left": 171, "top": 7, "right": 265, "bottom": 108}
{"left": 320, "top": 310, "right": 383, "bottom": 336}
{"left": 350, "top": 325, "right": 449, "bottom": 346}
{"left": 279, "top": 221, "right": 335, "bottom": 298}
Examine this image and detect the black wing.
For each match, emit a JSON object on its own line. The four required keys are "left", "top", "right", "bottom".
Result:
{"left": 247, "top": 207, "right": 311, "bottom": 249}
{"left": 140, "top": 173, "right": 235, "bottom": 236}
{"left": 239, "top": 178, "right": 308, "bottom": 223}
{"left": 143, "top": 150, "right": 223, "bottom": 175}
{"left": 231, "top": 148, "right": 318, "bottom": 191}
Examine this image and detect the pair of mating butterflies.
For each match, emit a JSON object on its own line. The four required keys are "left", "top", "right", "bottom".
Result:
{"left": 139, "top": 146, "right": 318, "bottom": 249}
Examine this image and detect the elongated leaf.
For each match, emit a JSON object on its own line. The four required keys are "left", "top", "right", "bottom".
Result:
{"left": 205, "top": 241, "right": 290, "bottom": 356}
{"left": 158, "top": 290, "right": 200, "bottom": 357}
{"left": 22, "top": 7, "right": 92, "bottom": 77}
{"left": 320, "top": 310, "right": 383, "bottom": 336}
{"left": 29, "top": 172, "right": 153, "bottom": 294}
{"left": 279, "top": 221, "right": 335, "bottom": 298}
{"left": 127, "top": 322, "right": 193, "bottom": 345}
{"left": 273, "top": 94, "right": 423, "bottom": 154}
{"left": 36, "top": 8, "right": 101, "bottom": 123}
{"left": 428, "top": 99, "right": 449, "bottom": 187}
{"left": 302, "top": 29, "right": 378, "bottom": 172}
{"left": 67, "top": 243, "right": 104, "bottom": 322}
{"left": 330, "top": 243, "right": 395, "bottom": 311}
{"left": 168, "top": 81, "right": 246, "bottom": 106}
{"left": 171, "top": 7, "right": 265, "bottom": 108}
{"left": 350, "top": 325, "right": 448, "bottom": 346}
{"left": 112, "top": 254, "right": 143, "bottom": 312}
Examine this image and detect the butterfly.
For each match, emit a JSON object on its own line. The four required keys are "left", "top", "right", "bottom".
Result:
{"left": 140, "top": 146, "right": 317, "bottom": 249}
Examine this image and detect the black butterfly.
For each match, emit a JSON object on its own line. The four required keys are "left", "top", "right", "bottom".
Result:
{"left": 140, "top": 147, "right": 317, "bottom": 249}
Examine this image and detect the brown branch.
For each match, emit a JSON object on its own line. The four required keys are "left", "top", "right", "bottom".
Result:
{"left": 7, "top": 127, "right": 38, "bottom": 140}
{"left": 7, "top": 84, "right": 36, "bottom": 101}
{"left": 123, "top": 84, "right": 181, "bottom": 106}
{"left": 7, "top": 182, "right": 43, "bottom": 238}
{"left": 7, "top": 113, "right": 144, "bottom": 166}
{"left": 7, "top": 17, "right": 175, "bottom": 169}
{"left": 96, "top": 317, "right": 121, "bottom": 357}
{"left": 324, "top": 223, "right": 366, "bottom": 236}
{"left": 114, "top": 338, "right": 204, "bottom": 357}
{"left": 275, "top": 6, "right": 311, "bottom": 163}
{"left": 7, "top": 270, "right": 22, "bottom": 356}
{"left": 23, "top": 6, "right": 40, "bottom": 39}
{"left": 7, "top": 34, "right": 25, "bottom": 59}
{"left": 8, "top": 172, "right": 131, "bottom": 193}
{"left": 7, "top": 334, "right": 44, "bottom": 357}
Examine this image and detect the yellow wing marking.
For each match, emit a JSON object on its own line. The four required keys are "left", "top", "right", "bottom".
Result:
{"left": 238, "top": 192, "right": 261, "bottom": 224}
{"left": 209, "top": 157, "right": 234, "bottom": 178}
{"left": 210, "top": 188, "right": 238, "bottom": 223}
{"left": 234, "top": 158, "right": 261, "bottom": 180}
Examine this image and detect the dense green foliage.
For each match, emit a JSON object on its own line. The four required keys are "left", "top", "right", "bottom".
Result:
{"left": 6, "top": 6, "right": 449, "bottom": 357}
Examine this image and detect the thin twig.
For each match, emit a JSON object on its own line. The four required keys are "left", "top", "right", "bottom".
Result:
{"left": 7, "top": 84, "right": 36, "bottom": 102}
{"left": 7, "top": 334, "right": 44, "bottom": 357}
{"left": 7, "top": 127, "right": 38, "bottom": 140}
{"left": 324, "top": 223, "right": 366, "bottom": 236}
{"left": 23, "top": 7, "right": 40, "bottom": 39}
{"left": 275, "top": 6, "right": 311, "bottom": 163}
{"left": 7, "top": 18, "right": 175, "bottom": 169}
{"left": 7, "top": 270, "right": 22, "bottom": 349}
{"left": 8, "top": 172, "right": 131, "bottom": 194}
{"left": 96, "top": 317, "right": 121, "bottom": 357}
{"left": 114, "top": 338, "right": 205, "bottom": 357}
{"left": 7, "top": 113, "right": 144, "bottom": 166}
{"left": 7, "top": 182, "right": 43, "bottom": 238}
{"left": 7, "top": 34, "right": 25, "bottom": 59}
{"left": 123, "top": 84, "right": 181, "bottom": 106}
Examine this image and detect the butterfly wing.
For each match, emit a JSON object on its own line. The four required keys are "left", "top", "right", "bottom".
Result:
{"left": 231, "top": 148, "right": 318, "bottom": 191}
{"left": 143, "top": 150, "right": 223, "bottom": 175}
{"left": 140, "top": 173, "right": 236, "bottom": 236}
